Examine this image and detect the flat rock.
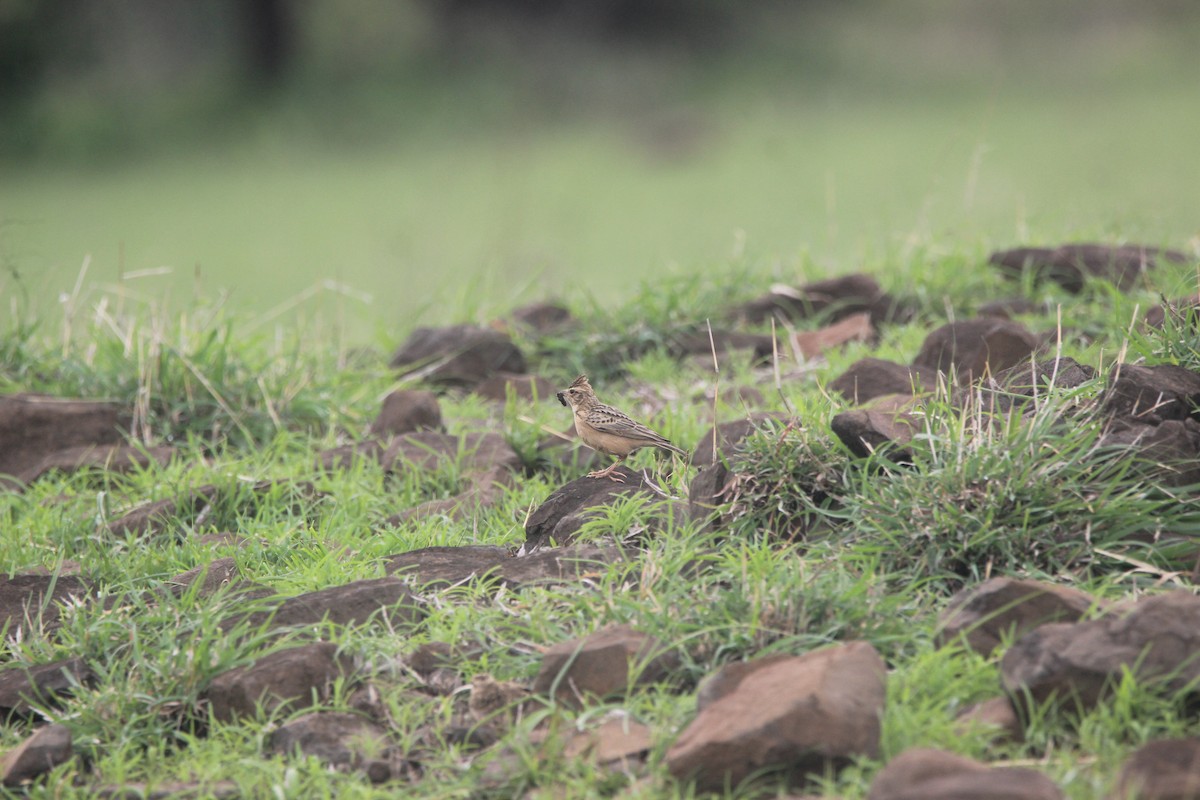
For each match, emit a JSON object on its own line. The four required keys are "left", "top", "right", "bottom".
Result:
{"left": 0, "top": 574, "right": 94, "bottom": 640}
{"left": 1109, "top": 738, "right": 1200, "bottom": 800}
{"left": 830, "top": 394, "right": 922, "bottom": 460}
{"left": 368, "top": 389, "right": 443, "bottom": 437}
{"left": 912, "top": 318, "right": 1040, "bottom": 385}
{"left": 953, "top": 696, "right": 1024, "bottom": 744}
{"left": 733, "top": 274, "right": 908, "bottom": 327}
{"left": 389, "top": 324, "right": 526, "bottom": 387}
{"left": 687, "top": 461, "right": 732, "bottom": 531}
{"left": 563, "top": 716, "right": 653, "bottom": 769}
{"left": 18, "top": 444, "right": 176, "bottom": 487}
{"left": 522, "top": 467, "right": 658, "bottom": 551}
{"left": 866, "top": 747, "right": 1063, "bottom": 800}
{"left": 508, "top": 301, "right": 573, "bottom": 333}
{"left": 229, "top": 576, "right": 425, "bottom": 634}
{"left": 965, "top": 357, "right": 1097, "bottom": 414}
{"left": 0, "top": 658, "right": 95, "bottom": 718}
{"left": 105, "top": 480, "right": 321, "bottom": 540}
{"left": 666, "top": 641, "right": 886, "bottom": 793}
{"left": 790, "top": 312, "right": 873, "bottom": 359}
{"left": 265, "top": 711, "right": 390, "bottom": 770}
{"left": 0, "top": 393, "right": 130, "bottom": 490}
{"left": 936, "top": 578, "right": 1100, "bottom": 655}
{"left": 1001, "top": 590, "right": 1200, "bottom": 712}
{"left": 1102, "top": 363, "right": 1200, "bottom": 425}
{"left": 1098, "top": 418, "right": 1200, "bottom": 486}
{"left": 204, "top": 642, "right": 356, "bottom": 723}
{"left": 384, "top": 544, "right": 626, "bottom": 590}
{"left": 533, "top": 624, "right": 680, "bottom": 708}
{"left": 989, "top": 243, "right": 1188, "bottom": 293}
{"left": 828, "top": 358, "right": 930, "bottom": 404}
{"left": 0, "top": 723, "right": 72, "bottom": 785}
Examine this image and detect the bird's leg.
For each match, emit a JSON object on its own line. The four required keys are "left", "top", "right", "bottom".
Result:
{"left": 587, "top": 457, "right": 626, "bottom": 482}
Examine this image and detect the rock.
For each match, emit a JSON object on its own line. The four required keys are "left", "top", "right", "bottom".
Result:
{"left": 0, "top": 658, "right": 94, "bottom": 718}
{"left": 533, "top": 625, "right": 680, "bottom": 708}
{"left": 164, "top": 558, "right": 240, "bottom": 599}
{"left": 522, "top": 468, "right": 659, "bottom": 551}
{"left": 563, "top": 716, "right": 653, "bottom": 769}
{"left": 469, "top": 674, "right": 533, "bottom": 725}
{"left": 229, "top": 577, "right": 425, "bottom": 635}
{"left": 508, "top": 302, "right": 573, "bottom": 333}
{"left": 790, "top": 312, "right": 874, "bottom": 359}
{"left": 1099, "top": 418, "right": 1200, "bottom": 486}
{"left": 733, "top": 274, "right": 908, "bottom": 327}
{"left": 473, "top": 373, "right": 558, "bottom": 403}
{"left": 666, "top": 641, "right": 886, "bottom": 793}
{"left": 0, "top": 723, "right": 72, "bottom": 785}
{"left": 385, "top": 544, "right": 626, "bottom": 591}
{"left": 965, "top": 357, "right": 1097, "bottom": 414}
{"left": 912, "top": 319, "right": 1040, "bottom": 385}
{"left": 368, "top": 389, "right": 443, "bottom": 437}
{"left": 693, "top": 653, "right": 796, "bottom": 710}
{"left": 265, "top": 711, "right": 390, "bottom": 770}
{"left": 690, "top": 413, "right": 788, "bottom": 468}
{"left": 936, "top": 578, "right": 1100, "bottom": 656}
{"left": 953, "top": 696, "right": 1024, "bottom": 744}
{"left": 315, "top": 440, "right": 387, "bottom": 472}
{"left": 865, "top": 747, "right": 1063, "bottom": 800}
{"left": 18, "top": 444, "right": 176, "bottom": 488}
{"left": 1102, "top": 363, "right": 1200, "bottom": 425}
{"left": 989, "top": 243, "right": 1188, "bottom": 293}
{"left": 1001, "top": 590, "right": 1200, "bottom": 712}
{"left": 204, "top": 642, "right": 356, "bottom": 723}
{"left": 829, "top": 394, "right": 922, "bottom": 460}
{"left": 0, "top": 393, "right": 129, "bottom": 490}
{"left": 687, "top": 461, "right": 732, "bottom": 531}
{"left": 0, "top": 575, "right": 94, "bottom": 640}
{"left": 828, "top": 358, "right": 929, "bottom": 404}
{"left": 389, "top": 324, "right": 526, "bottom": 387}
{"left": 1109, "top": 738, "right": 1200, "bottom": 800}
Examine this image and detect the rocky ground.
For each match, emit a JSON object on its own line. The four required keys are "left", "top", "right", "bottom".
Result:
{"left": 2, "top": 243, "right": 1200, "bottom": 797}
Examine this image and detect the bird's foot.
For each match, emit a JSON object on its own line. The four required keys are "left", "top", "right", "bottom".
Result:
{"left": 587, "top": 466, "right": 625, "bottom": 483}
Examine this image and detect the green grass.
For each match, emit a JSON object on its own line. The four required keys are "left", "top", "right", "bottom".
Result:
{"left": 2, "top": 242, "right": 1199, "bottom": 797}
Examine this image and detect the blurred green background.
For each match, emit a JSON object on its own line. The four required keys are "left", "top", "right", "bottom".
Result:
{"left": 1, "top": 0, "right": 1198, "bottom": 341}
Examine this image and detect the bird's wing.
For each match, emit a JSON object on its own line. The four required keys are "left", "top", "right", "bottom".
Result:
{"left": 584, "top": 403, "right": 682, "bottom": 451}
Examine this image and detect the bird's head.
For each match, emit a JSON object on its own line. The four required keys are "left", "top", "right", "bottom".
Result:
{"left": 556, "top": 374, "right": 593, "bottom": 408}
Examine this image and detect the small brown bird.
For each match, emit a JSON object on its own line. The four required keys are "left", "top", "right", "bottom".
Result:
{"left": 556, "top": 374, "right": 686, "bottom": 482}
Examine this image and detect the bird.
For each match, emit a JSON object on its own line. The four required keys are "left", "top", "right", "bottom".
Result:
{"left": 556, "top": 374, "right": 686, "bottom": 482}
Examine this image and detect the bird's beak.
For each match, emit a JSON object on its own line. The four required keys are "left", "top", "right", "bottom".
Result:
{"left": 556, "top": 391, "right": 568, "bottom": 407}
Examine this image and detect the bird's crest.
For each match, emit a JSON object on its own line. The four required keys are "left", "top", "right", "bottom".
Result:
{"left": 569, "top": 374, "right": 591, "bottom": 391}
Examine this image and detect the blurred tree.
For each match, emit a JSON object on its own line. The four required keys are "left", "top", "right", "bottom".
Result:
{"left": 241, "top": 0, "right": 293, "bottom": 88}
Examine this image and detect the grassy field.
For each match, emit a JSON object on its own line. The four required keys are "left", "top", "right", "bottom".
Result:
{"left": 2, "top": 5, "right": 1200, "bottom": 798}
{"left": 2, "top": 6, "right": 1198, "bottom": 342}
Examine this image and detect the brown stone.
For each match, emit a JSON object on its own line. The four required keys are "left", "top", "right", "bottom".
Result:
{"left": 989, "top": 243, "right": 1188, "bottom": 293}
{"left": 533, "top": 625, "right": 680, "bottom": 707}
{"left": 937, "top": 578, "right": 1100, "bottom": 655}
{"left": 1102, "top": 363, "right": 1200, "bottom": 425}
{"left": 0, "top": 575, "right": 94, "bottom": 640}
{"left": 912, "top": 319, "right": 1040, "bottom": 385}
{"left": 690, "top": 413, "right": 789, "bottom": 468}
{"left": 791, "top": 312, "right": 873, "bottom": 359}
{"left": 866, "top": 747, "right": 1063, "bottom": 800}
{"left": 666, "top": 642, "right": 886, "bottom": 793}
{"left": 522, "top": 468, "right": 659, "bottom": 551}
{"left": 389, "top": 324, "right": 526, "bottom": 387}
{"left": 0, "top": 658, "right": 95, "bottom": 718}
{"left": 473, "top": 373, "right": 558, "bottom": 403}
{"left": 368, "top": 389, "right": 442, "bottom": 437}
{"left": 1110, "top": 738, "right": 1200, "bottom": 800}
{"left": 265, "top": 711, "right": 390, "bottom": 770}
{"left": 0, "top": 393, "right": 129, "bottom": 490}
{"left": 953, "top": 696, "right": 1024, "bottom": 744}
{"left": 1001, "top": 591, "right": 1200, "bottom": 712}
{"left": 204, "top": 642, "right": 356, "bottom": 723}
{"left": 0, "top": 724, "right": 72, "bottom": 785}
{"left": 385, "top": 544, "right": 626, "bottom": 590}
{"left": 829, "top": 394, "right": 922, "bottom": 460}
{"left": 828, "top": 358, "right": 929, "bottom": 404}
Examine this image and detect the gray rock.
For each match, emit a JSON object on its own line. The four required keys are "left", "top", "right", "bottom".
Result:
{"left": 533, "top": 624, "right": 679, "bottom": 708}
